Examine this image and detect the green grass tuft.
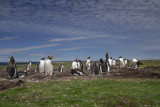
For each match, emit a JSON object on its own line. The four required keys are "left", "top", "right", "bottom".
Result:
{"left": 0, "top": 79, "right": 160, "bottom": 107}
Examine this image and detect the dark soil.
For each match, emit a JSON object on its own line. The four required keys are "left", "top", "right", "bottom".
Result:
{"left": 0, "top": 66, "right": 160, "bottom": 90}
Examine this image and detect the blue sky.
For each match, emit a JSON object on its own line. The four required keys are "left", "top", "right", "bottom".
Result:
{"left": 0, "top": 0, "right": 160, "bottom": 62}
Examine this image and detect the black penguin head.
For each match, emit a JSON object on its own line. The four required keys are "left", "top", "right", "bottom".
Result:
{"left": 75, "top": 58, "right": 79, "bottom": 62}
{"left": 87, "top": 56, "right": 90, "bottom": 59}
{"left": 9, "top": 56, "right": 14, "bottom": 60}
{"left": 110, "top": 57, "right": 112, "bottom": 59}
{"left": 99, "top": 58, "right": 103, "bottom": 63}
{"left": 119, "top": 56, "right": 122, "bottom": 58}
{"left": 41, "top": 57, "right": 45, "bottom": 60}
{"left": 48, "top": 55, "right": 54, "bottom": 60}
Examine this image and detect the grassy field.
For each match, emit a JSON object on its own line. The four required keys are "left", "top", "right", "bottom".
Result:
{"left": 0, "top": 79, "right": 160, "bottom": 107}
{"left": 0, "top": 60, "right": 160, "bottom": 107}
{"left": 140, "top": 60, "right": 160, "bottom": 67}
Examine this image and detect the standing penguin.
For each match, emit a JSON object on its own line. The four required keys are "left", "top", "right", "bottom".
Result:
{"left": 105, "top": 51, "right": 110, "bottom": 72}
{"left": 108, "top": 57, "right": 113, "bottom": 67}
{"left": 119, "top": 56, "right": 125, "bottom": 68}
{"left": 86, "top": 56, "right": 91, "bottom": 70}
{"left": 44, "top": 55, "right": 54, "bottom": 76}
{"left": 24, "top": 61, "right": 32, "bottom": 76}
{"left": 39, "top": 57, "right": 45, "bottom": 73}
{"left": 91, "top": 58, "right": 104, "bottom": 75}
{"left": 35, "top": 63, "right": 39, "bottom": 72}
{"left": 124, "top": 58, "right": 128, "bottom": 67}
{"left": 112, "top": 59, "right": 116, "bottom": 66}
{"left": 58, "top": 64, "right": 64, "bottom": 72}
{"left": 6, "top": 56, "right": 17, "bottom": 79}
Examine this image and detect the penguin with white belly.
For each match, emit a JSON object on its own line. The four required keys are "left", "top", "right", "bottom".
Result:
{"left": 58, "top": 64, "right": 64, "bottom": 72}
{"left": 108, "top": 57, "right": 113, "bottom": 67}
{"left": 35, "top": 63, "right": 39, "bottom": 72}
{"left": 44, "top": 55, "right": 54, "bottom": 76}
{"left": 112, "top": 59, "right": 116, "bottom": 67}
{"left": 39, "top": 57, "right": 45, "bottom": 73}
{"left": 24, "top": 61, "right": 32, "bottom": 76}
{"left": 86, "top": 56, "right": 91, "bottom": 70}
{"left": 119, "top": 56, "right": 125, "bottom": 68}
{"left": 105, "top": 52, "right": 110, "bottom": 72}
{"left": 130, "top": 58, "right": 143, "bottom": 69}
{"left": 124, "top": 58, "right": 128, "bottom": 67}
{"left": 6, "top": 56, "right": 18, "bottom": 79}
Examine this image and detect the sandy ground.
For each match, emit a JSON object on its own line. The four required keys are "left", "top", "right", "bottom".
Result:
{"left": 0, "top": 66, "right": 160, "bottom": 90}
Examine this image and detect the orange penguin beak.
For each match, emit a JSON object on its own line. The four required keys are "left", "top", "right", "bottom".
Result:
{"left": 51, "top": 57, "right": 54, "bottom": 59}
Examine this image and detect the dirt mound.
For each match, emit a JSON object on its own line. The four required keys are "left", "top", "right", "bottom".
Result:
{"left": 110, "top": 66, "right": 160, "bottom": 79}
{"left": 0, "top": 80, "right": 24, "bottom": 90}
{"left": 144, "top": 66, "right": 160, "bottom": 71}
{"left": 113, "top": 71, "right": 160, "bottom": 78}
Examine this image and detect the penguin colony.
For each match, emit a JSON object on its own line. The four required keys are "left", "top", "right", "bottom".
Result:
{"left": 5, "top": 52, "right": 143, "bottom": 79}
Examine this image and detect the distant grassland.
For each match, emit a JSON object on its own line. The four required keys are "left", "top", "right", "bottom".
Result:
{"left": 0, "top": 61, "right": 72, "bottom": 71}
{"left": 0, "top": 79, "right": 160, "bottom": 107}
{"left": 1, "top": 60, "right": 160, "bottom": 71}
{"left": 140, "top": 60, "right": 160, "bottom": 67}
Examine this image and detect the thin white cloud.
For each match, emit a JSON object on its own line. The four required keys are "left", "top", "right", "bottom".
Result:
{"left": 56, "top": 47, "right": 89, "bottom": 51}
{"left": 0, "top": 43, "right": 59, "bottom": 55}
{"left": 29, "top": 53, "right": 47, "bottom": 56}
{"left": 49, "top": 35, "right": 109, "bottom": 42}
{"left": 0, "top": 36, "right": 18, "bottom": 41}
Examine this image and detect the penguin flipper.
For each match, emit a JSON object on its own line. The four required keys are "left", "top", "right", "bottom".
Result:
{"left": 6, "top": 64, "right": 10, "bottom": 72}
{"left": 14, "top": 64, "right": 18, "bottom": 78}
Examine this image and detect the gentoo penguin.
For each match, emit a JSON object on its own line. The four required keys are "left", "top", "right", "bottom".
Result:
{"left": 39, "top": 57, "right": 45, "bottom": 73}
{"left": 24, "top": 61, "right": 32, "bottom": 76}
{"left": 130, "top": 58, "right": 143, "bottom": 69}
{"left": 112, "top": 59, "right": 116, "bottom": 66}
{"left": 124, "top": 58, "right": 128, "bottom": 67}
{"left": 44, "top": 55, "right": 54, "bottom": 76}
{"left": 71, "top": 59, "right": 84, "bottom": 76}
{"left": 71, "top": 59, "right": 79, "bottom": 75}
{"left": 130, "top": 58, "right": 138, "bottom": 69}
{"left": 119, "top": 56, "right": 125, "bottom": 68}
{"left": 79, "top": 60, "right": 84, "bottom": 74}
{"left": 58, "top": 64, "right": 64, "bottom": 72}
{"left": 91, "top": 61, "right": 100, "bottom": 75}
{"left": 91, "top": 58, "right": 103, "bottom": 75}
{"left": 105, "top": 51, "right": 110, "bottom": 72}
{"left": 6, "top": 56, "right": 18, "bottom": 79}
{"left": 99, "top": 58, "right": 104, "bottom": 74}
{"left": 35, "top": 63, "right": 39, "bottom": 72}
{"left": 86, "top": 56, "right": 91, "bottom": 70}
{"left": 108, "top": 57, "right": 113, "bottom": 67}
